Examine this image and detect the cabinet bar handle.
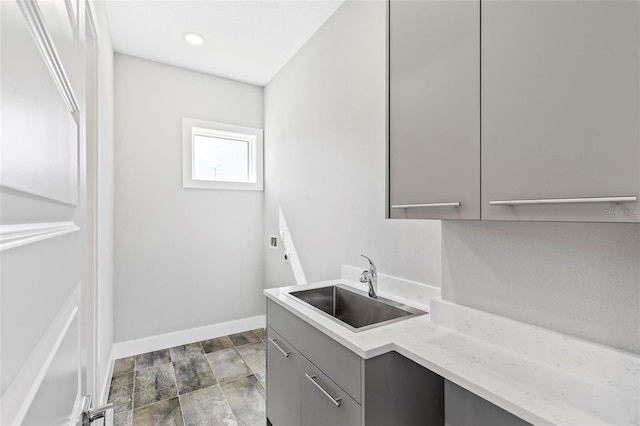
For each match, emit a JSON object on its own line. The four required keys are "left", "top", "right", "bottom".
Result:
{"left": 305, "top": 373, "right": 341, "bottom": 407}
{"left": 391, "top": 202, "right": 461, "bottom": 209}
{"left": 489, "top": 196, "right": 637, "bottom": 206}
{"left": 268, "top": 337, "right": 291, "bottom": 358}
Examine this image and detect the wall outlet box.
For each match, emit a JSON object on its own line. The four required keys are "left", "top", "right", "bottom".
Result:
{"left": 269, "top": 235, "right": 279, "bottom": 249}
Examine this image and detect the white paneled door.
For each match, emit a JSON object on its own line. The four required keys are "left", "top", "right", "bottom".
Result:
{"left": 1, "top": 0, "right": 103, "bottom": 424}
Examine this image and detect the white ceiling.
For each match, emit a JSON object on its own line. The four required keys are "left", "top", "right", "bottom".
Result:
{"left": 104, "top": 0, "right": 345, "bottom": 86}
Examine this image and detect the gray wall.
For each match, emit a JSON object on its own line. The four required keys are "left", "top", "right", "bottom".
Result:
{"left": 114, "top": 54, "right": 265, "bottom": 343}
{"left": 442, "top": 221, "right": 640, "bottom": 354}
{"left": 264, "top": 0, "right": 441, "bottom": 288}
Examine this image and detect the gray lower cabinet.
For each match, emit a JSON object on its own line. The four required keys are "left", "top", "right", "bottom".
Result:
{"left": 445, "top": 381, "right": 531, "bottom": 426}
{"left": 266, "top": 299, "right": 444, "bottom": 426}
{"left": 300, "top": 357, "right": 361, "bottom": 426}
{"left": 388, "top": 0, "right": 480, "bottom": 220}
{"left": 267, "top": 297, "right": 363, "bottom": 403}
{"left": 364, "top": 351, "right": 444, "bottom": 426}
{"left": 267, "top": 300, "right": 539, "bottom": 425}
{"left": 266, "top": 328, "right": 301, "bottom": 426}
{"left": 480, "top": 0, "right": 640, "bottom": 222}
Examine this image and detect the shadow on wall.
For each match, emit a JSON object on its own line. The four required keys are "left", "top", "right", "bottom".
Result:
{"left": 279, "top": 206, "right": 307, "bottom": 285}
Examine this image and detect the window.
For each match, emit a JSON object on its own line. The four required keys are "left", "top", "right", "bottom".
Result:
{"left": 193, "top": 135, "right": 249, "bottom": 181}
{"left": 182, "top": 118, "right": 264, "bottom": 190}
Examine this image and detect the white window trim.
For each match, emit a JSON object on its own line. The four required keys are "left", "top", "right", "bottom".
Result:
{"left": 182, "top": 117, "right": 264, "bottom": 191}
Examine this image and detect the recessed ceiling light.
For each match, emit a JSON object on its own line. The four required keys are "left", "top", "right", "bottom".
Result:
{"left": 184, "top": 33, "right": 204, "bottom": 46}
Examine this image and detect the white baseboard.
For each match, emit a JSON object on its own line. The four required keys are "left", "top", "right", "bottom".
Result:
{"left": 112, "top": 315, "right": 266, "bottom": 360}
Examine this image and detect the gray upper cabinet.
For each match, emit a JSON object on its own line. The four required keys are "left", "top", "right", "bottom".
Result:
{"left": 388, "top": 0, "right": 480, "bottom": 220}
{"left": 481, "top": 0, "right": 640, "bottom": 222}
{"left": 389, "top": 0, "right": 640, "bottom": 223}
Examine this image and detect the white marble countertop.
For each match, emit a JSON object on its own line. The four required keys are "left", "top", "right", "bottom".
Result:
{"left": 264, "top": 279, "right": 640, "bottom": 426}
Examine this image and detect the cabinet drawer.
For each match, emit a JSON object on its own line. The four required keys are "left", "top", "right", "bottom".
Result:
{"left": 300, "top": 356, "right": 362, "bottom": 426}
{"left": 267, "top": 299, "right": 362, "bottom": 403}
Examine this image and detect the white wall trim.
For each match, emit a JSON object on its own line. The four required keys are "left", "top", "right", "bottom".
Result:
{"left": 69, "top": 390, "right": 83, "bottom": 426}
{"left": 182, "top": 117, "right": 264, "bottom": 191}
{"left": 98, "top": 346, "right": 115, "bottom": 404}
{"left": 0, "top": 221, "right": 79, "bottom": 251}
{"left": 18, "top": 0, "right": 79, "bottom": 113}
{"left": 112, "top": 315, "right": 266, "bottom": 360}
{"left": 0, "top": 289, "right": 79, "bottom": 426}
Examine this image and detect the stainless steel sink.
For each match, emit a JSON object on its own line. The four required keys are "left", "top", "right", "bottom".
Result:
{"left": 287, "top": 284, "right": 427, "bottom": 332}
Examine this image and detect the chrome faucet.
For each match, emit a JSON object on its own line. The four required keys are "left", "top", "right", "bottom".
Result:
{"left": 359, "top": 255, "right": 378, "bottom": 298}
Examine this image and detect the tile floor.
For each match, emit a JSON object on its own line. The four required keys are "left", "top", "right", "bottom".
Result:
{"left": 108, "top": 328, "right": 267, "bottom": 426}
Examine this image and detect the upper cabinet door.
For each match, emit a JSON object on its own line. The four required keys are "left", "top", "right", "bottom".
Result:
{"left": 388, "top": 0, "right": 480, "bottom": 220}
{"left": 482, "top": 0, "right": 640, "bottom": 222}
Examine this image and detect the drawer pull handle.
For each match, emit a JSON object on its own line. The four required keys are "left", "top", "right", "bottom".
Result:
{"left": 305, "top": 373, "right": 341, "bottom": 407}
{"left": 268, "top": 337, "right": 291, "bottom": 358}
{"left": 392, "top": 202, "right": 461, "bottom": 209}
{"left": 489, "top": 196, "right": 638, "bottom": 206}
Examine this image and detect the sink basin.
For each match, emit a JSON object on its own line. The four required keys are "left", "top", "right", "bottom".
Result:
{"left": 287, "top": 284, "right": 427, "bottom": 332}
